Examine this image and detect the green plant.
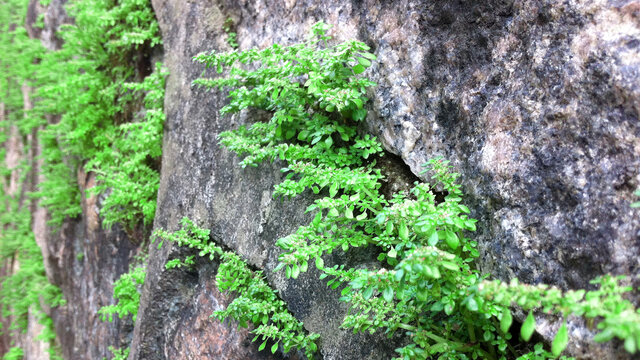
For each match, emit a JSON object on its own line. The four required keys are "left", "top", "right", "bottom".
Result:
{"left": 165, "top": 255, "right": 196, "bottom": 270}
{"left": 153, "top": 218, "right": 320, "bottom": 358}
{"left": 0, "top": 2, "right": 64, "bottom": 357}
{"left": 34, "top": 0, "right": 164, "bottom": 230}
{"left": 106, "top": 347, "right": 130, "bottom": 360}
{"left": 2, "top": 347, "right": 24, "bottom": 360}
{"left": 99, "top": 265, "right": 146, "bottom": 323}
{"left": 87, "top": 63, "right": 168, "bottom": 229}
{"left": 223, "top": 17, "right": 238, "bottom": 49}
{"left": 193, "top": 21, "right": 639, "bottom": 360}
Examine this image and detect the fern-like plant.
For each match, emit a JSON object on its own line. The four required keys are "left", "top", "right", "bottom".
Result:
{"left": 193, "top": 21, "right": 640, "bottom": 360}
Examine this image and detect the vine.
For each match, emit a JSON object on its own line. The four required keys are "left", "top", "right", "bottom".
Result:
{"left": 153, "top": 218, "right": 320, "bottom": 358}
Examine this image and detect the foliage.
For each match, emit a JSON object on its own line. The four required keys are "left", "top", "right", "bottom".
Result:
{"left": 2, "top": 347, "right": 23, "bottom": 360}
{"left": 33, "top": 0, "right": 164, "bottom": 229}
{"left": 106, "top": 346, "right": 130, "bottom": 360}
{"left": 165, "top": 255, "right": 195, "bottom": 270}
{"left": 223, "top": 18, "right": 238, "bottom": 49}
{"left": 0, "top": 1, "right": 64, "bottom": 358}
{"left": 98, "top": 265, "right": 146, "bottom": 323}
{"left": 194, "top": 21, "right": 640, "bottom": 360}
{"left": 87, "top": 63, "right": 168, "bottom": 228}
{"left": 153, "top": 218, "right": 320, "bottom": 359}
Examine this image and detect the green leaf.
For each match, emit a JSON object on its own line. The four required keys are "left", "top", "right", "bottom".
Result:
{"left": 427, "top": 230, "right": 439, "bottom": 246}
{"left": 383, "top": 287, "right": 394, "bottom": 302}
{"left": 329, "top": 183, "right": 338, "bottom": 197}
{"left": 500, "top": 309, "right": 513, "bottom": 333}
{"left": 625, "top": 336, "right": 637, "bottom": 354}
{"left": 357, "top": 57, "right": 371, "bottom": 67}
{"left": 361, "top": 52, "right": 377, "bottom": 60}
{"left": 466, "top": 297, "right": 478, "bottom": 312}
{"left": 291, "top": 264, "right": 300, "bottom": 279}
{"left": 388, "top": 248, "right": 397, "bottom": 258}
{"left": 259, "top": 340, "right": 267, "bottom": 351}
{"left": 362, "top": 286, "right": 374, "bottom": 299}
{"left": 352, "top": 64, "right": 366, "bottom": 74}
{"left": 315, "top": 256, "right": 324, "bottom": 269}
{"left": 521, "top": 311, "right": 536, "bottom": 342}
{"left": 552, "top": 322, "right": 569, "bottom": 357}
{"left": 445, "top": 231, "right": 459, "bottom": 250}
{"left": 440, "top": 261, "right": 458, "bottom": 271}
{"left": 398, "top": 221, "right": 409, "bottom": 241}
{"left": 345, "top": 207, "right": 354, "bottom": 219}
{"left": 271, "top": 342, "right": 279, "bottom": 354}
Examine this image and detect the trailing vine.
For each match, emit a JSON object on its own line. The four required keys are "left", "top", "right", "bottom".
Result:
{"left": 186, "top": 21, "right": 640, "bottom": 360}
{"left": 153, "top": 218, "right": 320, "bottom": 358}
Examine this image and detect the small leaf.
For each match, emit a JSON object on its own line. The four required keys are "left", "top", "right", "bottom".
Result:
{"left": 625, "top": 336, "right": 637, "bottom": 354}
{"left": 345, "top": 207, "right": 354, "bottom": 219}
{"left": 271, "top": 342, "right": 279, "bottom": 354}
{"left": 398, "top": 221, "right": 409, "bottom": 241}
{"left": 386, "top": 222, "right": 394, "bottom": 234}
{"left": 444, "top": 303, "right": 454, "bottom": 315}
{"left": 259, "top": 340, "right": 267, "bottom": 351}
{"left": 383, "top": 287, "right": 394, "bottom": 302}
{"left": 298, "top": 130, "right": 309, "bottom": 140}
{"left": 466, "top": 297, "right": 478, "bottom": 311}
{"left": 445, "top": 231, "right": 459, "bottom": 250}
{"left": 427, "top": 230, "right": 439, "bottom": 246}
{"left": 329, "top": 183, "right": 338, "bottom": 197}
{"left": 361, "top": 52, "right": 377, "bottom": 60}
{"left": 388, "top": 248, "right": 397, "bottom": 258}
{"left": 362, "top": 286, "right": 374, "bottom": 299}
{"left": 353, "top": 64, "right": 366, "bottom": 74}
{"left": 315, "top": 256, "right": 324, "bottom": 269}
{"left": 291, "top": 264, "right": 300, "bottom": 279}
{"left": 357, "top": 57, "right": 372, "bottom": 67}
{"left": 500, "top": 309, "right": 513, "bottom": 333}
{"left": 521, "top": 311, "right": 536, "bottom": 342}
{"left": 552, "top": 322, "right": 569, "bottom": 357}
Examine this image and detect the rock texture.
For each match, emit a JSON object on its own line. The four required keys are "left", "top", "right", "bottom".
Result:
{"left": 134, "top": 0, "right": 640, "bottom": 359}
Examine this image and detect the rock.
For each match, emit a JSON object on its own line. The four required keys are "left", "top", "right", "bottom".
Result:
{"left": 135, "top": 0, "right": 640, "bottom": 359}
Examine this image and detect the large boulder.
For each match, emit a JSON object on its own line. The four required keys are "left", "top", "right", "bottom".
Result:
{"left": 134, "top": 0, "right": 640, "bottom": 359}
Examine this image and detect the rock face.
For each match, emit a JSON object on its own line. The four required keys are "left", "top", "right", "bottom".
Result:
{"left": 132, "top": 0, "right": 640, "bottom": 359}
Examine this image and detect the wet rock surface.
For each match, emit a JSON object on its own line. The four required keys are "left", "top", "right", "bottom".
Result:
{"left": 138, "top": 0, "right": 637, "bottom": 359}
{"left": 46, "top": 171, "right": 140, "bottom": 360}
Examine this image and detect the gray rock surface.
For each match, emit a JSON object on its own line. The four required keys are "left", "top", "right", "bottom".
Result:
{"left": 133, "top": 0, "right": 640, "bottom": 359}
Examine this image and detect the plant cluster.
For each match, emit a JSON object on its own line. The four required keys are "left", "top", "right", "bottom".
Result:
{"left": 153, "top": 217, "right": 320, "bottom": 358}
{"left": 34, "top": 0, "right": 165, "bottom": 230}
{"left": 223, "top": 18, "right": 238, "bottom": 49}
{"left": 0, "top": 1, "right": 63, "bottom": 358}
{"left": 1, "top": 0, "right": 165, "bottom": 358}
{"left": 98, "top": 263, "right": 146, "bottom": 360}
{"left": 98, "top": 265, "right": 146, "bottom": 323}
{"left": 191, "top": 22, "right": 640, "bottom": 360}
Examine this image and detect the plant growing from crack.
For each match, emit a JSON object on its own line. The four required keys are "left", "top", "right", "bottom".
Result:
{"left": 189, "top": 21, "right": 640, "bottom": 359}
